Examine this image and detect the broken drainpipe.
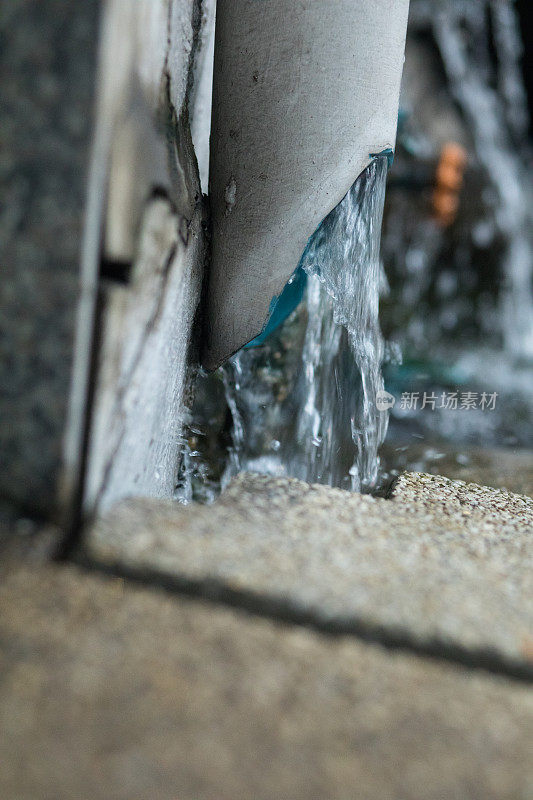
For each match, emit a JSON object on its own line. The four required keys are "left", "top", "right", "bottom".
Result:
{"left": 202, "top": 0, "right": 410, "bottom": 370}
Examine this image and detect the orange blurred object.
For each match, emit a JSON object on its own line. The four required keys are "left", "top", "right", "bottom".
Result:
{"left": 433, "top": 190, "right": 460, "bottom": 227}
{"left": 432, "top": 142, "right": 468, "bottom": 227}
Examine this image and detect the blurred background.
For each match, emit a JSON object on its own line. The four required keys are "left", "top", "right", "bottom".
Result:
{"left": 381, "top": 0, "right": 533, "bottom": 489}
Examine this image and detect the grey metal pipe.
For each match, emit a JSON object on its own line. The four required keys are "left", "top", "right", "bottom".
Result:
{"left": 203, "top": 0, "right": 410, "bottom": 370}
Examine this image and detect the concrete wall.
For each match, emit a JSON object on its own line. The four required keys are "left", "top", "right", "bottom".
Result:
{"left": 0, "top": 0, "right": 100, "bottom": 519}
{"left": 1, "top": 0, "right": 211, "bottom": 522}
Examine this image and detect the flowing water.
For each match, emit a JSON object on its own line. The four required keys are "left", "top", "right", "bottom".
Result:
{"left": 177, "top": 158, "right": 390, "bottom": 501}
{"left": 292, "top": 157, "right": 389, "bottom": 490}
{"left": 177, "top": 0, "right": 533, "bottom": 503}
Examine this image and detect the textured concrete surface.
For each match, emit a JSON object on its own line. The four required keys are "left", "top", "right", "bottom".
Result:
{"left": 83, "top": 198, "right": 205, "bottom": 514}
{"left": 63, "top": 0, "right": 207, "bottom": 521}
{"left": 381, "top": 444, "right": 533, "bottom": 498}
{"left": 2, "top": 0, "right": 207, "bottom": 521}
{"left": 446, "top": 448, "right": 533, "bottom": 498}
{"left": 393, "top": 469, "right": 533, "bottom": 514}
{"left": 88, "top": 472, "right": 533, "bottom": 671}
{"left": 1, "top": 556, "right": 533, "bottom": 800}
{"left": 0, "top": 0, "right": 99, "bottom": 517}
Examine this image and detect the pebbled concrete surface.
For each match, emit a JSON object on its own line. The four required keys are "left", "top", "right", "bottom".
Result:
{"left": 381, "top": 444, "right": 533, "bottom": 499}
{"left": 88, "top": 472, "right": 533, "bottom": 671}
{"left": 1, "top": 556, "right": 532, "bottom": 800}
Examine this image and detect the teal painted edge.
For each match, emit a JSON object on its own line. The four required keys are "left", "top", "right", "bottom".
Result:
{"left": 369, "top": 146, "right": 394, "bottom": 167}
{"left": 244, "top": 265, "right": 307, "bottom": 348}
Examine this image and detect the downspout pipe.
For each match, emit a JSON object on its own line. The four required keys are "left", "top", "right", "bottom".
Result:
{"left": 202, "top": 0, "right": 410, "bottom": 371}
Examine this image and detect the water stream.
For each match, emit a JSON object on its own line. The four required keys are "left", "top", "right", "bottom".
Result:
{"left": 177, "top": 157, "right": 390, "bottom": 501}
{"left": 177, "top": 0, "right": 533, "bottom": 503}
{"left": 290, "top": 156, "right": 389, "bottom": 491}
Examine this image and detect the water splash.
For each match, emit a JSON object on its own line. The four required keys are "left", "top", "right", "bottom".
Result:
{"left": 213, "top": 157, "right": 390, "bottom": 493}
{"left": 294, "top": 157, "right": 389, "bottom": 490}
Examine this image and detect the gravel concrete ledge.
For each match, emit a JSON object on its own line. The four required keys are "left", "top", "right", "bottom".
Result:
{"left": 1, "top": 559, "right": 532, "bottom": 800}
{"left": 87, "top": 472, "right": 533, "bottom": 674}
